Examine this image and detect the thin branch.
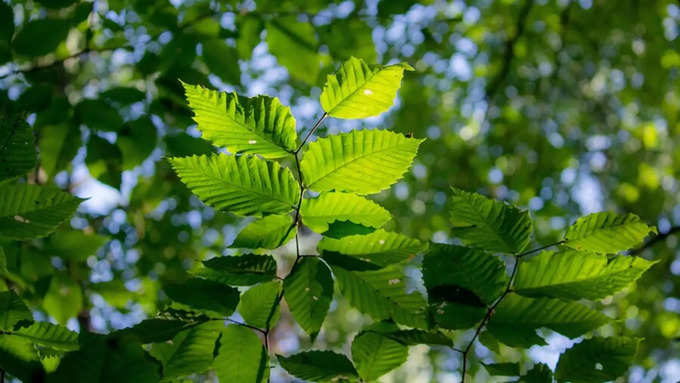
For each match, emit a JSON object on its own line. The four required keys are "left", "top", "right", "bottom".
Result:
{"left": 295, "top": 113, "right": 328, "bottom": 153}
{"left": 225, "top": 318, "right": 265, "bottom": 334}
{"left": 516, "top": 240, "right": 566, "bottom": 258}
{"left": 460, "top": 256, "right": 521, "bottom": 381}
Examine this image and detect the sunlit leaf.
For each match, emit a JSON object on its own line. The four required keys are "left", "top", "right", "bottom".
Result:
{"left": 214, "top": 325, "right": 268, "bottom": 383}
{"left": 515, "top": 250, "right": 657, "bottom": 300}
{"left": 564, "top": 212, "right": 656, "bottom": 254}
{"left": 300, "top": 192, "right": 391, "bottom": 233}
{"left": 318, "top": 229, "right": 425, "bottom": 267}
{"left": 301, "top": 129, "right": 423, "bottom": 194}
{"left": 183, "top": 82, "right": 296, "bottom": 158}
{"left": 232, "top": 214, "right": 294, "bottom": 249}
{"left": 169, "top": 153, "right": 300, "bottom": 216}
{"left": 449, "top": 187, "right": 533, "bottom": 254}
{"left": 351, "top": 331, "right": 408, "bottom": 381}
{"left": 320, "top": 57, "right": 413, "bottom": 119}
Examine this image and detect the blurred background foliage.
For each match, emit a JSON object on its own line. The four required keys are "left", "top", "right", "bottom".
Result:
{"left": 0, "top": 0, "right": 679, "bottom": 381}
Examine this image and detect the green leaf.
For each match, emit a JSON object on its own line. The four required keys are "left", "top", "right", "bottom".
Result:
{"left": 182, "top": 82, "right": 296, "bottom": 158}
{"left": 43, "top": 275, "right": 82, "bottom": 325}
{"left": 13, "top": 18, "right": 71, "bottom": 57}
{"left": 100, "top": 87, "right": 146, "bottom": 106}
{"left": 483, "top": 362, "right": 520, "bottom": 376}
{"left": 169, "top": 153, "right": 300, "bottom": 216}
{"left": 515, "top": 250, "right": 657, "bottom": 300}
{"left": 232, "top": 214, "right": 294, "bottom": 249}
{"left": 0, "top": 184, "right": 83, "bottom": 240}
{"left": 301, "top": 130, "right": 423, "bottom": 194}
{"left": 202, "top": 39, "right": 240, "bottom": 84}
{"left": 278, "top": 350, "right": 359, "bottom": 382}
{"left": 564, "top": 212, "right": 656, "bottom": 254}
{"left": 318, "top": 229, "right": 426, "bottom": 267}
{"left": 332, "top": 263, "right": 428, "bottom": 328}
{"left": 283, "top": 258, "right": 333, "bottom": 339}
{"left": 519, "top": 363, "right": 553, "bottom": 383}
{"left": 487, "top": 294, "right": 610, "bottom": 348}
{"left": 47, "top": 230, "right": 109, "bottom": 261}
{"left": 423, "top": 244, "right": 508, "bottom": 305}
{"left": 319, "top": 19, "right": 377, "bottom": 63}
{"left": 0, "top": 336, "right": 45, "bottom": 381}
{"left": 115, "top": 319, "right": 205, "bottom": 344}
{"left": 10, "top": 322, "right": 78, "bottom": 353}
{"left": 214, "top": 325, "right": 269, "bottom": 383}
{"left": 50, "top": 333, "right": 161, "bottom": 383}
{"left": 164, "top": 277, "right": 239, "bottom": 317}
{"left": 322, "top": 220, "right": 376, "bottom": 238}
{"left": 76, "top": 99, "right": 124, "bottom": 132}
{"left": 149, "top": 321, "right": 222, "bottom": 378}
{"left": 449, "top": 188, "right": 533, "bottom": 254}
{"left": 237, "top": 280, "right": 282, "bottom": 329}
{"left": 0, "top": 291, "right": 31, "bottom": 330}
{"left": 373, "top": 328, "right": 453, "bottom": 347}
{"left": 351, "top": 331, "right": 408, "bottom": 381}
{"left": 320, "top": 57, "right": 413, "bottom": 119}
{"left": 431, "top": 301, "right": 486, "bottom": 330}
{"left": 300, "top": 192, "right": 391, "bottom": 233}
{"left": 0, "top": 112, "right": 36, "bottom": 181}
{"left": 266, "top": 18, "right": 321, "bottom": 84}
{"left": 200, "top": 254, "right": 278, "bottom": 286}
{"left": 555, "top": 337, "right": 640, "bottom": 382}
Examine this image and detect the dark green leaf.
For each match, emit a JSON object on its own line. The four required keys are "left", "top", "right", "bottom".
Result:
{"left": 164, "top": 278, "right": 239, "bottom": 317}
{"left": 200, "top": 254, "right": 278, "bottom": 286}
{"left": 352, "top": 331, "right": 408, "bottom": 381}
{"left": 278, "top": 350, "right": 359, "bottom": 382}
{"left": 214, "top": 325, "right": 268, "bottom": 383}
{"left": 13, "top": 18, "right": 71, "bottom": 57}
{"left": 283, "top": 258, "right": 333, "bottom": 339}
{"left": 237, "top": 280, "right": 282, "bottom": 329}
{"left": 555, "top": 337, "right": 640, "bottom": 382}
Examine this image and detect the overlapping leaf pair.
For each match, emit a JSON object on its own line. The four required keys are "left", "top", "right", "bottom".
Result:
{"left": 424, "top": 188, "right": 657, "bottom": 382}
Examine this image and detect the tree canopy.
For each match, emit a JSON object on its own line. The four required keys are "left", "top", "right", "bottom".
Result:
{"left": 1, "top": 0, "right": 679, "bottom": 382}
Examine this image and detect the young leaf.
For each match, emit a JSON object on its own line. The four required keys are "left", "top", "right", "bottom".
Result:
{"left": 0, "top": 184, "right": 83, "bottom": 240}
{"left": 351, "top": 331, "right": 408, "bottom": 381}
{"left": 332, "top": 263, "right": 428, "bottom": 328}
{"left": 283, "top": 258, "right": 333, "bottom": 339}
{"left": 237, "top": 280, "right": 282, "bottom": 329}
{"left": 318, "top": 229, "right": 426, "bottom": 267}
{"left": 10, "top": 322, "right": 78, "bottom": 352}
{"left": 169, "top": 154, "right": 300, "bottom": 216}
{"left": 423, "top": 244, "right": 508, "bottom": 305}
{"left": 214, "top": 325, "right": 269, "bottom": 383}
{"left": 515, "top": 251, "right": 657, "bottom": 300}
{"left": 487, "top": 294, "right": 609, "bottom": 348}
{"left": 182, "top": 82, "right": 297, "bottom": 158}
{"left": 149, "top": 321, "right": 222, "bottom": 378}
{"left": 164, "top": 278, "right": 239, "bottom": 317}
{"left": 200, "top": 254, "right": 278, "bottom": 286}
{"left": 301, "top": 130, "right": 423, "bottom": 194}
{"left": 555, "top": 337, "right": 640, "bottom": 382}
{"left": 0, "top": 112, "right": 36, "bottom": 181}
{"left": 278, "top": 350, "right": 359, "bottom": 382}
{"left": 564, "top": 212, "right": 656, "bottom": 254}
{"left": 0, "top": 291, "right": 32, "bottom": 330}
{"left": 300, "top": 192, "right": 391, "bottom": 233}
{"left": 449, "top": 188, "right": 533, "bottom": 254}
{"left": 320, "top": 56, "right": 413, "bottom": 119}
{"left": 232, "top": 214, "right": 294, "bottom": 249}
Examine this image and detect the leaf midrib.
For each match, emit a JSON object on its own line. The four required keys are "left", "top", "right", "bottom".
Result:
{"left": 305, "top": 139, "right": 415, "bottom": 189}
